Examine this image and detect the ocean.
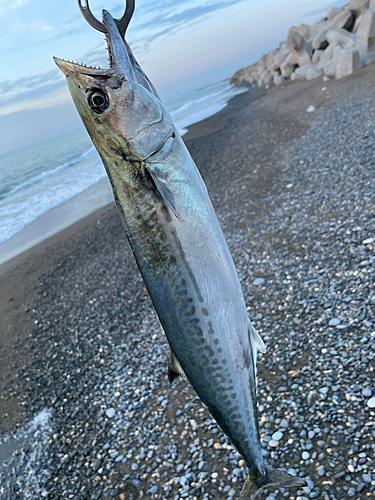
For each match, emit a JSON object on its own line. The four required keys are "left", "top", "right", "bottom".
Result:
{"left": 0, "top": 80, "right": 247, "bottom": 249}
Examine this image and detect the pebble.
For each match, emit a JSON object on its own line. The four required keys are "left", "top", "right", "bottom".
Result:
{"left": 268, "top": 440, "right": 279, "bottom": 447}
{"left": 301, "top": 451, "right": 310, "bottom": 460}
{"left": 271, "top": 431, "right": 283, "bottom": 441}
{"left": 367, "top": 397, "right": 375, "bottom": 408}
{"left": 306, "top": 105, "right": 316, "bottom": 113}
{"left": 106, "top": 408, "right": 116, "bottom": 418}
{"left": 253, "top": 278, "right": 265, "bottom": 286}
{"left": 328, "top": 318, "right": 340, "bottom": 326}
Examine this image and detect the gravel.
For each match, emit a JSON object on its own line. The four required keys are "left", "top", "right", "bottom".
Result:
{"left": 1, "top": 72, "right": 375, "bottom": 500}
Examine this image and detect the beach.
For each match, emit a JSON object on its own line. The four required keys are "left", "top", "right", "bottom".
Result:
{"left": 1, "top": 63, "right": 375, "bottom": 499}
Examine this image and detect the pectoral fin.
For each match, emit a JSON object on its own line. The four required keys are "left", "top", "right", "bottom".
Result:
{"left": 146, "top": 164, "right": 181, "bottom": 220}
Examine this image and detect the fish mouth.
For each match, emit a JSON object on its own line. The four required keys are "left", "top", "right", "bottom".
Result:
{"left": 54, "top": 10, "right": 135, "bottom": 80}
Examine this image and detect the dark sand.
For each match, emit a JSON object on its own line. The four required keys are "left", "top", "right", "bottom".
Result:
{"left": 1, "top": 63, "right": 375, "bottom": 499}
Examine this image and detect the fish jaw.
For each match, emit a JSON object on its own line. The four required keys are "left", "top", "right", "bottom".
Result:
{"left": 54, "top": 10, "right": 174, "bottom": 163}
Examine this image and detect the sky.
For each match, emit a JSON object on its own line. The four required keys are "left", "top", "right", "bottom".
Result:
{"left": 0, "top": 0, "right": 344, "bottom": 154}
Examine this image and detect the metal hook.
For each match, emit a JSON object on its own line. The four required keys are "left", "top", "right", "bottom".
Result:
{"left": 77, "top": 0, "right": 135, "bottom": 39}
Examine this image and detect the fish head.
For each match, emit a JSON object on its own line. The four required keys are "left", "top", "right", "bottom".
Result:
{"left": 54, "top": 10, "right": 174, "bottom": 162}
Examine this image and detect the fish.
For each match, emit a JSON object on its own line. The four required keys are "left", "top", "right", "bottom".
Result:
{"left": 54, "top": 2, "right": 306, "bottom": 498}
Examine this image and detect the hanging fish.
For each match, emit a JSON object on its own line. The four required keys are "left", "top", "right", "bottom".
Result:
{"left": 54, "top": 2, "right": 306, "bottom": 498}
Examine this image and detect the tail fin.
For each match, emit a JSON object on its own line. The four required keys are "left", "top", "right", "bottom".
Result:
{"left": 240, "top": 465, "right": 306, "bottom": 500}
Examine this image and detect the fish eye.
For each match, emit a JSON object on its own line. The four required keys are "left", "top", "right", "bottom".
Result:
{"left": 87, "top": 89, "right": 109, "bottom": 114}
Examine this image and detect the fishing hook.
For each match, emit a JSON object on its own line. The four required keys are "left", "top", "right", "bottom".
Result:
{"left": 77, "top": 0, "right": 135, "bottom": 39}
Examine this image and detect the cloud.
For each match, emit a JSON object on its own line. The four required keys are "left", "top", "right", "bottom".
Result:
{"left": 0, "top": 87, "right": 72, "bottom": 117}
{"left": 0, "top": 70, "right": 63, "bottom": 106}
{"left": 9, "top": 21, "right": 53, "bottom": 33}
{"left": 0, "top": 0, "right": 30, "bottom": 17}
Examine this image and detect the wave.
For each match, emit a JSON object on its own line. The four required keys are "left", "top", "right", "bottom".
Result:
{"left": 0, "top": 146, "right": 97, "bottom": 201}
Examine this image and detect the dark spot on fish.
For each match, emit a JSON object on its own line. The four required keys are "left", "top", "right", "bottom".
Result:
{"left": 217, "top": 347, "right": 222, "bottom": 353}
{"left": 190, "top": 306, "right": 196, "bottom": 315}
{"left": 213, "top": 338, "right": 219, "bottom": 345}
{"left": 212, "top": 358, "right": 218, "bottom": 365}
{"left": 217, "top": 373, "right": 225, "bottom": 383}
{"left": 222, "top": 359, "right": 227, "bottom": 365}
{"left": 191, "top": 318, "right": 200, "bottom": 324}
{"left": 188, "top": 298, "right": 193, "bottom": 303}
{"left": 231, "top": 393, "right": 236, "bottom": 400}
{"left": 204, "top": 346, "right": 214, "bottom": 356}
{"left": 161, "top": 204, "right": 172, "bottom": 222}
{"left": 202, "top": 307, "right": 209, "bottom": 316}
{"left": 181, "top": 279, "right": 186, "bottom": 286}
{"left": 170, "top": 255, "right": 177, "bottom": 264}
{"left": 196, "top": 327, "right": 204, "bottom": 337}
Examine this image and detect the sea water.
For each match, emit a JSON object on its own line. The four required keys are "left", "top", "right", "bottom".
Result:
{"left": 0, "top": 80, "right": 247, "bottom": 247}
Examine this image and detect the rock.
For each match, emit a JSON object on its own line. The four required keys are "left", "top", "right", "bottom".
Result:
{"left": 302, "top": 451, "right": 310, "bottom": 460}
{"left": 297, "top": 23, "right": 313, "bottom": 39}
{"left": 329, "top": 318, "right": 341, "bottom": 326}
{"left": 326, "top": 29, "right": 356, "bottom": 47}
{"left": 287, "top": 31, "right": 313, "bottom": 66}
{"left": 272, "top": 431, "right": 283, "bottom": 440}
{"left": 336, "top": 47, "right": 363, "bottom": 78}
{"left": 258, "top": 71, "right": 273, "bottom": 87}
{"left": 354, "top": 13, "right": 364, "bottom": 32}
{"left": 274, "top": 74, "right": 285, "bottom": 86}
{"left": 307, "top": 105, "right": 316, "bottom": 113}
{"left": 362, "top": 473, "right": 372, "bottom": 483}
{"left": 363, "top": 237, "right": 374, "bottom": 244}
{"left": 291, "top": 65, "right": 323, "bottom": 81}
{"left": 106, "top": 408, "right": 116, "bottom": 418}
{"left": 279, "top": 41, "right": 289, "bottom": 55}
{"left": 326, "top": 7, "right": 344, "bottom": 21}
{"left": 280, "top": 61, "right": 295, "bottom": 78}
{"left": 356, "top": 8, "right": 375, "bottom": 63}
{"left": 312, "top": 30, "right": 330, "bottom": 50}
{"left": 331, "top": 9, "right": 355, "bottom": 31}
{"left": 362, "top": 387, "right": 372, "bottom": 397}
{"left": 312, "top": 49, "right": 323, "bottom": 64}
{"left": 348, "top": 0, "right": 370, "bottom": 16}
{"left": 367, "top": 397, "right": 375, "bottom": 408}
{"left": 253, "top": 277, "right": 266, "bottom": 286}
{"left": 268, "top": 439, "right": 279, "bottom": 447}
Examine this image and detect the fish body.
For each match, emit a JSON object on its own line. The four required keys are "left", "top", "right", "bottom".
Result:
{"left": 55, "top": 6, "right": 305, "bottom": 498}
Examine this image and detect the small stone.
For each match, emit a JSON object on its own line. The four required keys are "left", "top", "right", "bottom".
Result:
{"left": 302, "top": 451, "right": 310, "bottom": 460}
{"left": 362, "top": 238, "right": 374, "bottom": 244}
{"left": 106, "top": 408, "right": 116, "bottom": 418}
{"left": 286, "top": 183, "right": 293, "bottom": 188}
{"left": 367, "top": 397, "right": 375, "bottom": 408}
{"left": 362, "top": 473, "right": 372, "bottom": 483}
{"left": 329, "top": 318, "right": 340, "bottom": 326}
{"left": 150, "top": 485, "right": 158, "bottom": 495}
{"left": 228, "top": 488, "right": 236, "bottom": 496}
{"left": 272, "top": 431, "right": 283, "bottom": 441}
{"left": 253, "top": 278, "right": 265, "bottom": 286}
{"left": 307, "top": 105, "right": 316, "bottom": 113}
{"left": 362, "top": 387, "right": 372, "bottom": 397}
{"left": 318, "top": 468, "right": 325, "bottom": 477}
{"left": 268, "top": 439, "right": 279, "bottom": 447}
{"left": 120, "top": 494, "right": 126, "bottom": 500}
